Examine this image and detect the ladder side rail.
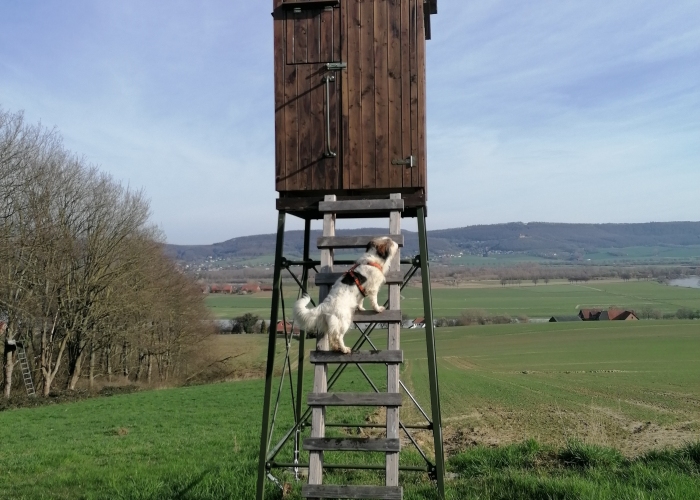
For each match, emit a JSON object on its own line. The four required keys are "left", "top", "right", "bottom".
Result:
{"left": 386, "top": 194, "right": 401, "bottom": 487}
{"left": 308, "top": 195, "right": 336, "bottom": 497}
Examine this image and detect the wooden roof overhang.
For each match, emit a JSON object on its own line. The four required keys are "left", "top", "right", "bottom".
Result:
{"left": 273, "top": 0, "right": 438, "bottom": 40}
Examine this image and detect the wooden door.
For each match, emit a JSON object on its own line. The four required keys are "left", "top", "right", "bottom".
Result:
{"left": 274, "top": 5, "right": 342, "bottom": 192}
{"left": 342, "top": 0, "right": 427, "bottom": 192}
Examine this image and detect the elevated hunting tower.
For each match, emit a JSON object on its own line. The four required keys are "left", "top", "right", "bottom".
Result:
{"left": 258, "top": 1, "right": 443, "bottom": 499}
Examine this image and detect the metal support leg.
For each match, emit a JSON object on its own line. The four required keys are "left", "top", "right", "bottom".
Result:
{"left": 294, "top": 219, "right": 311, "bottom": 478}
{"left": 256, "top": 211, "right": 286, "bottom": 500}
{"left": 418, "top": 207, "right": 445, "bottom": 499}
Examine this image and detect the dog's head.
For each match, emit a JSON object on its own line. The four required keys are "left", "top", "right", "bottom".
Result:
{"left": 366, "top": 237, "right": 398, "bottom": 263}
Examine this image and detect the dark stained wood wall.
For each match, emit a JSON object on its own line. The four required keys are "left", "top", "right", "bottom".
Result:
{"left": 273, "top": 0, "right": 431, "bottom": 202}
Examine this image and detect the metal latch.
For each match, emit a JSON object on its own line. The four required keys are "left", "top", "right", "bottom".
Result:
{"left": 392, "top": 156, "right": 416, "bottom": 168}
{"left": 325, "top": 62, "right": 347, "bottom": 71}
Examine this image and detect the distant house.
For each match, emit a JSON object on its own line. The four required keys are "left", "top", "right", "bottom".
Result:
{"left": 276, "top": 321, "right": 300, "bottom": 336}
{"left": 221, "top": 284, "right": 236, "bottom": 294}
{"left": 210, "top": 284, "right": 222, "bottom": 293}
{"left": 411, "top": 317, "right": 425, "bottom": 329}
{"left": 549, "top": 316, "right": 582, "bottom": 322}
{"left": 240, "top": 283, "right": 261, "bottom": 294}
{"left": 600, "top": 309, "right": 638, "bottom": 321}
{"left": 578, "top": 308, "right": 638, "bottom": 321}
{"left": 579, "top": 309, "right": 602, "bottom": 321}
{"left": 260, "top": 285, "right": 273, "bottom": 292}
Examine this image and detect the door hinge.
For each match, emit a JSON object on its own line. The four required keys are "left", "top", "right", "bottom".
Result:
{"left": 392, "top": 156, "right": 416, "bottom": 168}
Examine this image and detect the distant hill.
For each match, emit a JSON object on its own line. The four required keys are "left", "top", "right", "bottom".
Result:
{"left": 165, "top": 221, "right": 700, "bottom": 265}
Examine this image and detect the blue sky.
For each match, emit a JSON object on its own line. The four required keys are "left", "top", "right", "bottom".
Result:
{"left": 1, "top": 1, "right": 698, "bottom": 244}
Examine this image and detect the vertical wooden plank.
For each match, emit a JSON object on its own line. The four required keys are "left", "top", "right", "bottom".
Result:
{"left": 294, "top": 11, "right": 308, "bottom": 64}
{"left": 374, "top": 0, "right": 390, "bottom": 188}
{"left": 416, "top": 0, "right": 427, "bottom": 190}
{"left": 311, "top": 67, "right": 326, "bottom": 191}
{"left": 284, "top": 62, "right": 299, "bottom": 191}
{"left": 309, "top": 195, "right": 335, "bottom": 495}
{"left": 400, "top": 0, "right": 411, "bottom": 189}
{"left": 320, "top": 7, "right": 333, "bottom": 62}
{"left": 386, "top": 193, "right": 401, "bottom": 487}
{"left": 286, "top": 11, "right": 295, "bottom": 64}
{"left": 340, "top": 0, "right": 350, "bottom": 190}
{"left": 409, "top": 0, "right": 419, "bottom": 189}
{"left": 387, "top": 0, "right": 402, "bottom": 189}
{"left": 298, "top": 63, "right": 313, "bottom": 190}
{"left": 333, "top": 3, "right": 342, "bottom": 63}
{"left": 346, "top": 0, "right": 362, "bottom": 190}
{"left": 308, "top": 8, "right": 321, "bottom": 63}
{"left": 274, "top": 9, "right": 286, "bottom": 191}
{"left": 360, "top": 0, "right": 375, "bottom": 189}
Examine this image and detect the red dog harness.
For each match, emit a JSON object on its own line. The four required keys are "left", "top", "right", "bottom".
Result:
{"left": 344, "top": 262, "right": 384, "bottom": 297}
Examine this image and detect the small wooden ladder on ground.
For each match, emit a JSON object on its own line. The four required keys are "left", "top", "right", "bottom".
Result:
{"left": 302, "top": 194, "right": 404, "bottom": 500}
{"left": 16, "top": 341, "right": 36, "bottom": 397}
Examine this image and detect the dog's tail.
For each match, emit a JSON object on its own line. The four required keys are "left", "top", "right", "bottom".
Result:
{"left": 293, "top": 294, "right": 321, "bottom": 331}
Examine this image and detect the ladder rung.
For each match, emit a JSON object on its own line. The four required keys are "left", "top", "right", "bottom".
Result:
{"left": 302, "top": 485, "right": 402, "bottom": 499}
{"left": 315, "top": 271, "right": 403, "bottom": 286}
{"left": 303, "top": 437, "right": 400, "bottom": 452}
{"left": 308, "top": 392, "right": 402, "bottom": 407}
{"left": 309, "top": 350, "right": 403, "bottom": 364}
{"left": 352, "top": 310, "right": 402, "bottom": 323}
{"left": 319, "top": 199, "right": 404, "bottom": 214}
{"left": 317, "top": 234, "right": 404, "bottom": 249}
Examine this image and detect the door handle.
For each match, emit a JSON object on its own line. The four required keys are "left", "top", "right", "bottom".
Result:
{"left": 322, "top": 74, "right": 336, "bottom": 158}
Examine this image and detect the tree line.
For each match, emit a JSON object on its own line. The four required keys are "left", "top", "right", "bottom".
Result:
{"left": 1, "top": 108, "right": 213, "bottom": 398}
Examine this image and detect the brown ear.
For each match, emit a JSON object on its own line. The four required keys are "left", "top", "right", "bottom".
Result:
{"left": 374, "top": 240, "right": 391, "bottom": 260}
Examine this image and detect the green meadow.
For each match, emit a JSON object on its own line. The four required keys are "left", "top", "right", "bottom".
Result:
{"left": 2, "top": 321, "right": 699, "bottom": 499}
{"left": 207, "top": 279, "right": 700, "bottom": 319}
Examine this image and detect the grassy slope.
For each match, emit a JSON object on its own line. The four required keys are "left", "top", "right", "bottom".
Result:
{"left": 2, "top": 322, "right": 699, "bottom": 499}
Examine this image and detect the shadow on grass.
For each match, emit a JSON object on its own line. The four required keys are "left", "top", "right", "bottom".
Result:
{"left": 172, "top": 468, "right": 215, "bottom": 500}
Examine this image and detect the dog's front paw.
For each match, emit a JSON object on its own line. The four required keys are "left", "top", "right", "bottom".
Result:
{"left": 340, "top": 346, "right": 352, "bottom": 354}
{"left": 374, "top": 306, "right": 386, "bottom": 313}
{"left": 357, "top": 303, "right": 366, "bottom": 311}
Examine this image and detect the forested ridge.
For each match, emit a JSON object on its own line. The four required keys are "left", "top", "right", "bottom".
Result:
{"left": 167, "top": 221, "right": 700, "bottom": 263}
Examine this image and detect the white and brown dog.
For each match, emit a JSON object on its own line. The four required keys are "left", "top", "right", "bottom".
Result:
{"left": 294, "top": 237, "right": 398, "bottom": 353}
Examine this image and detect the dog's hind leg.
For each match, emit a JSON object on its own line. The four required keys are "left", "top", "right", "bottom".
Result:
{"left": 326, "top": 316, "right": 350, "bottom": 354}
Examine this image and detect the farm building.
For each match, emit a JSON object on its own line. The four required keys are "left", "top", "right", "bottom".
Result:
{"left": 276, "top": 320, "right": 300, "bottom": 336}
{"left": 600, "top": 309, "right": 638, "bottom": 321}
{"left": 549, "top": 316, "right": 582, "bottom": 322}
{"left": 411, "top": 317, "right": 426, "bottom": 329}
{"left": 579, "top": 308, "right": 601, "bottom": 320}
{"left": 239, "top": 283, "right": 261, "bottom": 294}
{"left": 578, "top": 308, "right": 638, "bottom": 321}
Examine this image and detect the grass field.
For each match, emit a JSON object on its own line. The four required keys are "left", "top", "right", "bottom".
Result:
{"left": 207, "top": 279, "right": 700, "bottom": 320}
{"left": 2, "top": 321, "right": 699, "bottom": 499}
{"left": 446, "top": 245, "right": 700, "bottom": 266}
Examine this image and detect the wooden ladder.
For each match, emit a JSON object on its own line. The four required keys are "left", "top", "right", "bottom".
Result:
{"left": 302, "top": 194, "right": 404, "bottom": 500}
{"left": 16, "top": 341, "right": 36, "bottom": 397}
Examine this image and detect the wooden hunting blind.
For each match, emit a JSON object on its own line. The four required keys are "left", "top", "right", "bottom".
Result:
{"left": 258, "top": 2, "right": 443, "bottom": 499}
{"left": 273, "top": 0, "right": 437, "bottom": 216}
